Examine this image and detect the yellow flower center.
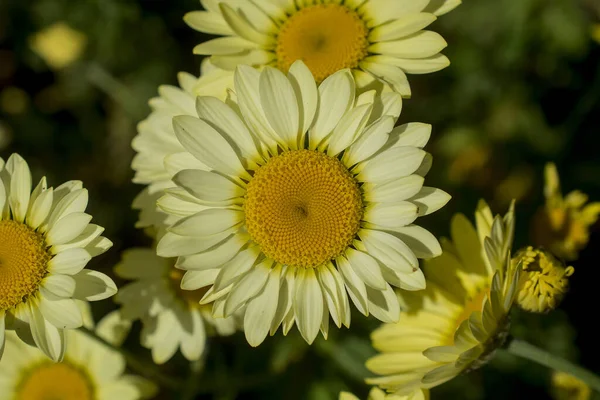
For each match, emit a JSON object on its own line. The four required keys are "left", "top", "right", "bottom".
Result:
{"left": 0, "top": 220, "right": 50, "bottom": 311}
{"left": 245, "top": 150, "right": 363, "bottom": 268}
{"left": 514, "top": 247, "right": 574, "bottom": 313}
{"left": 16, "top": 361, "right": 95, "bottom": 400}
{"left": 276, "top": 4, "right": 369, "bottom": 82}
{"left": 169, "top": 267, "right": 209, "bottom": 307}
{"left": 445, "top": 287, "right": 488, "bottom": 345}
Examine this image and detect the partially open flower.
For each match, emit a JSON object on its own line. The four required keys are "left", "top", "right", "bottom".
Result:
{"left": 532, "top": 163, "right": 600, "bottom": 261}
{"left": 513, "top": 247, "right": 574, "bottom": 313}
{"left": 551, "top": 372, "right": 591, "bottom": 400}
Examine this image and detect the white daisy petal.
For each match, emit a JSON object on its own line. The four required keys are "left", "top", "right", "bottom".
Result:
{"left": 244, "top": 265, "right": 281, "bottom": 346}
{"left": 184, "top": 11, "right": 233, "bottom": 35}
{"left": 309, "top": 70, "right": 355, "bottom": 149}
{"left": 259, "top": 67, "right": 300, "bottom": 149}
{"left": 369, "top": 13, "right": 437, "bottom": 42}
{"left": 41, "top": 274, "right": 76, "bottom": 298}
{"left": 360, "top": 61, "right": 411, "bottom": 96}
{"left": 38, "top": 296, "right": 83, "bottom": 329}
{"left": 364, "top": 175, "right": 424, "bottom": 203}
{"left": 357, "top": 147, "right": 426, "bottom": 183}
{"left": 72, "top": 270, "right": 118, "bottom": 301}
{"left": 26, "top": 187, "right": 53, "bottom": 230}
{"left": 47, "top": 248, "right": 91, "bottom": 275}
{"left": 177, "top": 233, "right": 249, "bottom": 271}
{"left": 393, "top": 225, "right": 442, "bottom": 259}
{"left": 7, "top": 154, "right": 32, "bottom": 223}
{"left": 224, "top": 260, "right": 272, "bottom": 316}
{"left": 27, "top": 301, "right": 66, "bottom": 362}
{"left": 195, "top": 96, "right": 260, "bottom": 161}
{"left": 213, "top": 246, "right": 261, "bottom": 292}
{"left": 343, "top": 116, "right": 395, "bottom": 166}
{"left": 193, "top": 36, "right": 258, "bottom": 55}
{"left": 337, "top": 255, "right": 369, "bottom": 316}
{"left": 364, "top": 201, "right": 419, "bottom": 230}
{"left": 294, "top": 268, "right": 323, "bottom": 344}
{"left": 173, "top": 115, "right": 251, "bottom": 179}
{"left": 169, "top": 208, "right": 244, "bottom": 237}
{"left": 46, "top": 212, "right": 92, "bottom": 246}
{"left": 366, "top": 283, "right": 400, "bottom": 323}
{"left": 369, "top": 31, "right": 447, "bottom": 59}
{"left": 46, "top": 188, "right": 88, "bottom": 230}
{"left": 181, "top": 269, "right": 220, "bottom": 290}
{"left": 327, "top": 104, "right": 373, "bottom": 156}
{"left": 389, "top": 123, "right": 432, "bottom": 148}
{"left": 409, "top": 187, "right": 452, "bottom": 216}
{"left": 180, "top": 309, "right": 206, "bottom": 361}
{"left": 287, "top": 60, "right": 318, "bottom": 135}
{"left": 345, "top": 248, "right": 387, "bottom": 291}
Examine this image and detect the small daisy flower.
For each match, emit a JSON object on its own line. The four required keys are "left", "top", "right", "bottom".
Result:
{"left": 132, "top": 60, "right": 234, "bottom": 230}
{"left": 366, "top": 200, "right": 519, "bottom": 395}
{"left": 513, "top": 246, "right": 574, "bottom": 313}
{"left": 532, "top": 163, "right": 600, "bottom": 261}
{"left": 156, "top": 61, "right": 449, "bottom": 346}
{"left": 552, "top": 371, "right": 591, "bottom": 400}
{"left": 340, "top": 388, "right": 428, "bottom": 400}
{"left": 0, "top": 153, "right": 115, "bottom": 361}
{"left": 0, "top": 315, "right": 157, "bottom": 400}
{"left": 115, "top": 247, "right": 239, "bottom": 364}
{"left": 185, "top": 0, "right": 461, "bottom": 97}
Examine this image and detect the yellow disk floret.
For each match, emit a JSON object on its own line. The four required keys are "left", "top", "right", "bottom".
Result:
{"left": 17, "top": 362, "right": 94, "bottom": 400}
{"left": 514, "top": 247, "right": 574, "bottom": 313}
{"left": 276, "top": 4, "right": 369, "bottom": 82}
{"left": 245, "top": 150, "right": 363, "bottom": 268}
{"left": 0, "top": 220, "right": 50, "bottom": 310}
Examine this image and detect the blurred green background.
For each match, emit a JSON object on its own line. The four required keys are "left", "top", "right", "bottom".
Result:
{"left": 1, "top": 0, "right": 599, "bottom": 399}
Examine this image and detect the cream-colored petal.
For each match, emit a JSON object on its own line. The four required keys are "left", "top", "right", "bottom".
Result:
{"left": 369, "top": 31, "right": 447, "bottom": 59}
{"left": 196, "top": 96, "right": 260, "bottom": 161}
{"left": 193, "top": 36, "right": 258, "bottom": 55}
{"left": 181, "top": 269, "right": 220, "bottom": 290}
{"left": 48, "top": 248, "right": 91, "bottom": 275}
{"left": 357, "top": 147, "right": 426, "bottom": 184}
{"left": 27, "top": 301, "right": 66, "bottom": 362}
{"left": 364, "top": 202, "right": 419, "bottom": 230}
{"left": 309, "top": 69, "right": 355, "bottom": 149}
{"left": 42, "top": 274, "right": 76, "bottom": 298}
{"left": 394, "top": 225, "right": 442, "bottom": 259}
{"left": 244, "top": 265, "right": 281, "bottom": 346}
{"left": 409, "top": 187, "right": 451, "bottom": 216}
{"left": 337, "top": 255, "right": 369, "bottom": 316}
{"left": 358, "top": 229, "right": 418, "bottom": 274}
{"left": 287, "top": 61, "right": 318, "bottom": 135}
{"left": 72, "top": 270, "right": 117, "bottom": 301}
{"left": 169, "top": 208, "right": 243, "bottom": 237}
{"left": 212, "top": 246, "right": 261, "bottom": 292}
{"left": 38, "top": 296, "right": 82, "bottom": 329}
{"left": 327, "top": 104, "right": 373, "bottom": 156}
{"left": 360, "top": 62, "right": 411, "bottom": 96}
{"left": 46, "top": 212, "right": 92, "bottom": 246}
{"left": 173, "top": 115, "right": 250, "bottom": 179}
{"left": 184, "top": 11, "right": 233, "bottom": 35}
{"left": 364, "top": 175, "right": 424, "bottom": 203}
{"left": 294, "top": 268, "right": 323, "bottom": 344}
{"left": 366, "top": 283, "right": 400, "bottom": 323}
{"left": 224, "top": 260, "right": 272, "bottom": 316}
{"left": 259, "top": 67, "right": 300, "bottom": 149}
{"left": 361, "top": 0, "right": 429, "bottom": 27}
{"left": 346, "top": 248, "right": 387, "bottom": 291}
{"left": 220, "top": 3, "right": 276, "bottom": 47}
{"left": 27, "top": 187, "right": 53, "bottom": 230}
{"left": 6, "top": 153, "right": 32, "bottom": 223}
{"left": 177, "top": 233, "right": 248, "bottom": 271}
{"left": 157, "top": 230, "right": 233, "bottom": 257}
{"left": 343, "top": 116, "right": 395, "bottom": 166}
{"left": 369, "top": 13, "right": 437, "bottom": 42}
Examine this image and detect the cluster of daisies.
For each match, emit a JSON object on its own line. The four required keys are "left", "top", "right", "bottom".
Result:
{"left": 2, "top": 0, "right": 598, "bottom": 399}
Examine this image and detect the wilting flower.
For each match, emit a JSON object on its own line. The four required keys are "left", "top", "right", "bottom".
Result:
{"left": 0, "top": 154, "right": 115, "bottom": 361}
{"left": 115, "top": 246, "right": 239, "bottom": 364}
{"left": 156, "top": 61, "right": 449, "bottom": 346}
{"left": 132, "top": 60, "right": 234, "bottom": 230}
{"left": 185, "top": 0, "right": 461, "bottom": 97}
{"left": 366, "top": 200, "right": 519, "bottom": 395}
{"left": 0, "top": 311, "right": 157, "bottom": 400}
{"left": 532, "top": 163, "right": 600, "bottom": 261}
{"left": 513, "top": 246, "right": 574, "bottom": 313}
{"left": 29, "top": 22, "right": 87, "bottom": 70}
{"left": 551, "top": 372, "right": 591, "bottom": 400}
{"left": 340, "top": 388, "right": 428, "bottom": 400}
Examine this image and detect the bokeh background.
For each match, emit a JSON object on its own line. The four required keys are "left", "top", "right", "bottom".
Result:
{"left": 1, "top": 0, "right": 599, "bottom": 399}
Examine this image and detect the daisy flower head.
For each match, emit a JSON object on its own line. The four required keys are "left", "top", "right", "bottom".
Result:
{"left": 186, "top": 0, "right": 461, "bottom": 97}
{"left": 0, "top": 154, "right": 115, "bottom": 361}
{"left": 532, "top": 163, "right": 600, "bottom": 261}
{"left": 340, "top": 388, "right": 428, "bottom": 400}
{"left": 0, "top": 314, "right": 157, "bottom": 400}
{"left": 115, "top": 246, "right": 239, "bottom": 364}
{"left": 366, "top": 200, "right": 519, "bottom": 395}
{"left": 132, "top": 59, "right": 234, "bottom": 230}
{"left": 513, "top": 246, "right": 574, "bottom": 313}
{"left": 156, "top": 61, "right": 450, "bottom": 346}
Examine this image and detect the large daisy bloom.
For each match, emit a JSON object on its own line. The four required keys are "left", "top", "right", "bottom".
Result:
{"left": 115, "top": 247, "right": 239, "bottom": 364}
{"left": 132, "top": 60, "right": 234, "bottom": 229}
{"left": 532, "top": 163, "right": 600, "bottom": 261}
{"left": 0, "top": 154, "right": 115, "bottom": 361}
{"left": 156, "top": 61, "right": 450, "bottom": 346}
{"left": 0, "top": 316, "right": 157, "bottom": 400}
{"left": 185, "top": 0, "right": 461, "bottom": 97}
{"left": 366, "top": 200, "right": 519, "bottom": 395}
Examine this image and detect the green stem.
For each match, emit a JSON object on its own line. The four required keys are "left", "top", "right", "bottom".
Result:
{"left": 506, "top": 338, "right": 600, "bottom": 392}
{"left": 78, "top": 327, "right": 182, "bottom": 391}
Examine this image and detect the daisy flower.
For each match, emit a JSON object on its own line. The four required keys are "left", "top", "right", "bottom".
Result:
{"left": 115, "top": 246, "right": 239, "bottom": 364}
{"left": 132, "top": 60, "right": 234, "bottom": 230}
{"left": 185, "top": 0, "right": 461, "bottom": 97}
{"left": 366, "top": 200, "right": 519, "bottom": 395}
{"left": 532, "top": 163, "right": 600, "bottom": 261}
{"left": 0, "top": 153, "right": 115, "bottom": 361}
{"left": 340, "top": 388, "right": 428, "bottom": 400}
{"left": 156, "top": 61, "right": 450, "bottom": 346}
{"left": 0, "top": 314, "right": 157, "bottom": 400}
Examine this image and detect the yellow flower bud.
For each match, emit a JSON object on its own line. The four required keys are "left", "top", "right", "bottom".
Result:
{"left": 552, "top": 372, "right": 591, "bottom": 400}
{"left": 513, "top": 247, "right": 574, "bottom": 313}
